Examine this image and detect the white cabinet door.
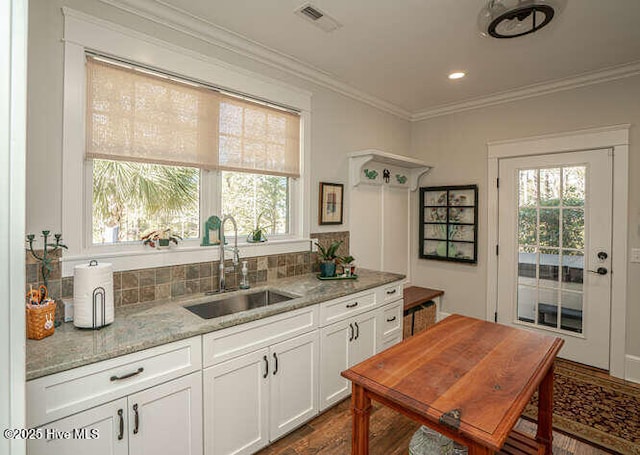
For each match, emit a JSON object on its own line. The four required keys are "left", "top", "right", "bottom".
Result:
{"left": 350, "top": 310, "right": 378, "bottom": 367}
{"left": 128, "top": 372, "right": 202, "bottom": 455}
{"left": 204, "top": 349, "right": 269, "bottom": 455}
{"left": 29, "top": 398, "right": 128, "bottom": 455}
{"left": 269, "top": 331, "right": 319, "bottom": 440}
{"left": 319, "top": 320, "right": 351, "bottom": 410}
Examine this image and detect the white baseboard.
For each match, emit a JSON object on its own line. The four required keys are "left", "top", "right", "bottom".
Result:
{"left": 437, "top": 311, "right": 450, "bottom": 322}
{"left": 625, "top": 355, "right": 640, "bottom": 384}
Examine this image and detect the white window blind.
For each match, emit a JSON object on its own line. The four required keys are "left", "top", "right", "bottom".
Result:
{"left": 86, "top": 56, "right": 220, "bottom": 170}
{"left": 86, "top": 56, "right": 301, "bottom": 177}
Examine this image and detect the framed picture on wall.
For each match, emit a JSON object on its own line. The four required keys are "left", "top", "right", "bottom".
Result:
{"left": 420, "top": 184, "right": 478, "bottom": 264}
{"left": 319, "top": 182, "right": 344, "bottom": 225}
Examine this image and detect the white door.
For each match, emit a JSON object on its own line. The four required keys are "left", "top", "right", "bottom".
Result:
{"left": 319, "top": 320, "right": 352, "bottom": 410}
{"left": 128, "top": 372, "right": 202, "bottom": 455}
{"left": 29, "top": 398, "right": 128, "bottom": 455}
{"left": 269, "top": 331, "right": 318, "bottom": 440}
{"left": 204, "top": 349, "right": 269, "bottom": 455}
{"left": 350, "top": 310, "right": 378, "bottom": 367}
{"left": 497, "top": 149, "right": 612, "bottom": 369}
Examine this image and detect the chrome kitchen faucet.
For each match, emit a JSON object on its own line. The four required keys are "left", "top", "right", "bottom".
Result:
{"left": 218, "top": 215, "right": 240, "bottom": 293}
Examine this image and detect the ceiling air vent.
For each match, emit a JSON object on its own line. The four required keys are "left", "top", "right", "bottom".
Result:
{"left": 295, "top": 3, "right": 342, "bottom": 32}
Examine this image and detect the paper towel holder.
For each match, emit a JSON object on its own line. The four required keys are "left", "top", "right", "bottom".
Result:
{"left": 92, "top": 286, "right": 107, "bottom": 329}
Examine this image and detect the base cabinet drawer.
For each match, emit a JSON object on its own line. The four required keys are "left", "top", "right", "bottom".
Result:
{"left": 203, "top": 306, "right": 318, "bottom": 368}
{"left": 27, "top": 337, "right": 201, "bottom": 428}
{"left": 377, "top": 282, "right": 403, "bottom": 304}
{"left": 29, "top": 371, "right": 203, "bottom": 455}
{"left": 380, "top": 332, "right": 403, "bottom": 352}
{"left": 378, "top": 299, "right": 403, "bottom": 340}
{"left": 319, "top": 290, "right": 376, "bottom": 326}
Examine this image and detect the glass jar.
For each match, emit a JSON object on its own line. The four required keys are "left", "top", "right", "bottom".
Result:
{"left": 408, "top": 426, "right": 454, "bottom": 455}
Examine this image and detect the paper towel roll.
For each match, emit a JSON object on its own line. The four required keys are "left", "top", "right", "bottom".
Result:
{"left": 73, "top": 261, "right": 114, "bottom": 328}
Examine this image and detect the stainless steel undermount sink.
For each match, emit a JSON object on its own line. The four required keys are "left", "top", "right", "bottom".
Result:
{"left": 184, "top": 290, "right": 296, "bottom": 319}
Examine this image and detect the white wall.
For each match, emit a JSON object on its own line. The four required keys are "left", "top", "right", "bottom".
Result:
{"left": 410, "top": 75, "right": 640, "bottom": 358}
{"left": 26, "top": 0, "right": 411, "bottom": 238}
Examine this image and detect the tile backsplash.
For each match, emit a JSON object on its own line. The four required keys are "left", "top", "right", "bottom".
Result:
{"left": 26, "top": 231, "right": 350, "bottom": 323}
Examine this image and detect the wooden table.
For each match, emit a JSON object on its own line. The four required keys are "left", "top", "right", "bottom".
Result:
{"left": 341, "top": 314, "right": 564, "bottom": 455}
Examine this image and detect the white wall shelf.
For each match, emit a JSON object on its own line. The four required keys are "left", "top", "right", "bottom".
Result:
{"left": 348, "top": 149, "right": 432, "bottom": 191}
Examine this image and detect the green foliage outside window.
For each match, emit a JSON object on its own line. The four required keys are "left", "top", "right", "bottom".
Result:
{"left": 92, "top": 159, "right": 199, "bottom": 243}
{"left": 221, "top": 171, "right": 289, "bottom": 237}
{"left": 518, "top": 197, "right": 584, "bottom": 250}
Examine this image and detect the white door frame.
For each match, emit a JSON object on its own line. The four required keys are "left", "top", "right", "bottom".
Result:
{"left": 486, "top": 125, "right": 629, "bottom": 379}
{"left": 1, "top": 1, "right": 28, "bottom": 454}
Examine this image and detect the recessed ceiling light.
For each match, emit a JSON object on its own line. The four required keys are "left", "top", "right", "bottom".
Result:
{"left": 448, "top": 72, "right": 466, "bottom": 80}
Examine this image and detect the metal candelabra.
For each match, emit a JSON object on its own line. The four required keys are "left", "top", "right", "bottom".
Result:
{"left": 26, "top": 230, "right": 68, "bottom": 289}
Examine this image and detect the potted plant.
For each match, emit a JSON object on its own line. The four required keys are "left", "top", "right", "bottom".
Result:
{"left": 247, "top": 211, "right": 272, "bottom": 243}
{"left": 315, "top": 240, "right": 343, "bottom": 277}
{"left": 141, "top": 228, "right": 182, "bottom": 249}
{"left": 339, "top": 255, "right": 356, "bottom": 277}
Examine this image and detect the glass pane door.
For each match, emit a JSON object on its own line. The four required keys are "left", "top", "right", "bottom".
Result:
{"left": 516, "top": 166, "right": 586, "bottom": 334}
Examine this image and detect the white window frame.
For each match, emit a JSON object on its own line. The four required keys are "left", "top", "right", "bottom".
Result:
{"left": 61, "top": 8, "right": 312, "bottom": 276}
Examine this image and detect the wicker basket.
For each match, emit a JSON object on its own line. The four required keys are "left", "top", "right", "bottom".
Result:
{"left": 26, "top": 301, "right": 56, "bottom": 340}
{"left": 403, "top": 302, "right": 437, "bottom": 339}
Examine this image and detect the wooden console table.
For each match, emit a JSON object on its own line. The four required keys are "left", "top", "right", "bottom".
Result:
{"left": 341, "top": 314, "right": 564, "bottom": 455}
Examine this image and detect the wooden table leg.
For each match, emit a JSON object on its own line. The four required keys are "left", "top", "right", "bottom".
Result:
{"left": 351, "top": 384, "right": 372, "bottom": 455}
{"left": 536, "top": 363, "right": 554, "bottom": 454}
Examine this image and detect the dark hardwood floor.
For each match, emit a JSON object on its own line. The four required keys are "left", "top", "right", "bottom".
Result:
{"left": 257, "top": 398, "right": 609, "bottom": 455}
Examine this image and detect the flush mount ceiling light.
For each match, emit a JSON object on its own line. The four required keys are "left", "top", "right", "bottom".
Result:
{"left": 478, "top": 0, "right": 567, "bottom": 39}
{"left": 448, "top": 72, "right": 466, "bottom": 80}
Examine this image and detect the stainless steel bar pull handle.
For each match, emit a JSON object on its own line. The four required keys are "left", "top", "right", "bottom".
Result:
{"left": 133, "top": 404, "right": 139, "bottom": 434}
{"left": 117, "top": 409, "right": 124, "bottom": 440}
{"left": 111, "top": 367, "right": 144, "bottom": 382}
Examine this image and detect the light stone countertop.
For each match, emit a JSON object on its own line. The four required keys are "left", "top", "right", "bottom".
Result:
{"left": 26, "top": 269, "right": 404, "bottom": 381}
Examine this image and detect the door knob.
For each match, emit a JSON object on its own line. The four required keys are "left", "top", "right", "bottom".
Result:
{"left": 588, "top": 267, "right": 608, "bottom": 275}
{"left": 597, "top": 251, "right": 608, "bottom": 261}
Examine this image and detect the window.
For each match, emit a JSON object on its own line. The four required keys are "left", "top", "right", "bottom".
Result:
{"left": 221, "top": 171, "right": 289, "bottom": 237}
{"left": 92, "top": 160, "right": 200, "bottom": 243}
{"left": 62, "top": 13, "right": 311, "bottom": 270}
{"left": 85, "top": 55, "right": 300, "bottom": 246}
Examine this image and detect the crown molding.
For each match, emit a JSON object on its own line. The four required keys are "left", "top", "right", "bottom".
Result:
{"left": 98, "top": 0, "right": 412, "bottom": 120}
{"left": 90, "top": 0, "right": 640, "bottom": 123}
{"left": 412, "top": 60, "right": 640, "bottom": 122}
